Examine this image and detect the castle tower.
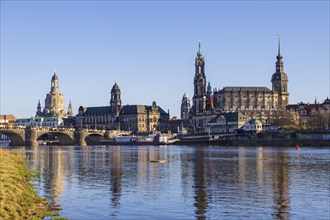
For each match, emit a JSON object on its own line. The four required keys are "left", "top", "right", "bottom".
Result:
{"left": 271, "top": 35, "right": 289, "bottom": 109}
{"left": 110, "top": 82, "right": 122, "bottom": 115}
{"left": 181, "top": 92, "right": 191, "bottom": 120}
{"left": 43, "top": 72, "right": 66, "bottom": 117}
{"left": 192, "top": 42, "right": 207, "bottom": 113}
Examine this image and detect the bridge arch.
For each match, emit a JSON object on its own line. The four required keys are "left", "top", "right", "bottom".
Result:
{"left": 84, "top": 133, "right": 106, "bottom": 145}
{"left": 0, "top": 130, "right": 25, "bottom": 146}
{"left": 36, "top": 131, "right": 74, "bottom": 146}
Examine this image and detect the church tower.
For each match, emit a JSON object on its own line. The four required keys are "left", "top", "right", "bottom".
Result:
{"left": 181, "top": 92, "right": 191, "bottom": 120}
{"left": 43, "top": 72, "right": 66, "bottom": 117}
{"left": 192, "top": 42, "right": 207, "bottom": 114}
{"left": 271, "top": 35, "right": 289, "bottom": 109}
{"left": 36, "top": 100, "right": 42, "bottom": 117}
{"left": 207, "top": 82, "right": 214, "bottom": 110}
{"left": 67, "top": 100, "right": 73, "bottom": 116}
{"left": 110, "top": 82, "right": 122, "bottom": 115}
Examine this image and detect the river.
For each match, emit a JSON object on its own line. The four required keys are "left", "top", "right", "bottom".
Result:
{"left": 5, "top": 145, "right": 330, "bottom": 219}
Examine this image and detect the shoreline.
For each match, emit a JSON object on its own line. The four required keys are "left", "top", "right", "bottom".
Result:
{"left": 0, "top": 149, "right": 50, "bottom": 219}
{"left": 175, "top": 130, "right": 330, "bottom": 147}
{"left": 175, "top": 139, "right": 330, "bottom": 147}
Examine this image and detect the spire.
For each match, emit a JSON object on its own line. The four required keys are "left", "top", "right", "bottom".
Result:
{"left": 277, "top": 34, "right": 282, "bottom": 59}
{"left": 182, "top": 92, "right": 189, "bottom": 100}
{"left": 37, "top": 99, "right": 41, "bottom": 111}
{"left": 36, "top": 99, "right": 42, "bottom": 117}
{"left": 275, "top": 35, "right": 284, "bottom": 73}
{"left": 67, "top": 100, "right": 73, "bottom": 116}
{"left": 197, "top": 41, "right": 202, "bottom": 57}
{"left": 207, "top": 82, "right": 212, "bottom": 96}
{"left": 112, "top": 81, "right": 120, "bottom": 92}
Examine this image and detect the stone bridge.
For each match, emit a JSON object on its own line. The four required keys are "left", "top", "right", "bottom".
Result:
{"left": 0, "top": 126, "right": 121, "bottom": 146}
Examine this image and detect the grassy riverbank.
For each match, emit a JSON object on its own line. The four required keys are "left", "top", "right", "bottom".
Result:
{"left": 0, "top": 149, "right": 49, "bottom": 219}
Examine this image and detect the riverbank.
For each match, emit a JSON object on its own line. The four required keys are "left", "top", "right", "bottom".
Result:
{"left": 0, "top": 149, "right": 49, "bottom": 219}
{"left": 176, "top": 130, "right": 330, "bottom": 146}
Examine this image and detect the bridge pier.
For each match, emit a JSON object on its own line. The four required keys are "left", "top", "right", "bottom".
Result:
{"left": 25, "top": 128, "right": 38, "bottom": 147}
{"left": 75, "top": 131, "right": 87, "bottom": 146}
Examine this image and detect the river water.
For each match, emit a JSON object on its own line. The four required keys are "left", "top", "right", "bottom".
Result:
{"left": 5, "top": 145, "right": 330, "bottom": 219}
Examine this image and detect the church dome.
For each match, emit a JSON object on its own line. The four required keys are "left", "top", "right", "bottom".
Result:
{"left": 271, "top": 71, "right": 288, "bottom": 82}
{"left": 111, "top": 82, "right": 120, "bottom": 92}
{"left": 323, "top": 97, "right": 330, "bottom": 105}
{"left": 52, "top": 73, "right": 58, "bottom": 81}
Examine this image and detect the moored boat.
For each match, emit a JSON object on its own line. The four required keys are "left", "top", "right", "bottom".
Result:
{"left": 101, "top": 134, "right": 176, "bottom": 145}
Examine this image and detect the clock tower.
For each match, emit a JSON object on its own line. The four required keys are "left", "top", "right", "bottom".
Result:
{"left": 192, "top": 42, "right": 207, "bottom": 114}
{"left": 271, "top": 35, "right": 289, "bottom": 109}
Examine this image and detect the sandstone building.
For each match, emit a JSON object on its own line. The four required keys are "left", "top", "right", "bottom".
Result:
{"left": 287, "top": 97, "right": 330, "bottom": 128}
{"left": 36, "top": 72, "right": 73, "bottom": 118}
{"left": 76, "top": 83, "right": 169, "bottom": 133}
{"left": 184, "top": 37, "right": 290, "bottom": 132}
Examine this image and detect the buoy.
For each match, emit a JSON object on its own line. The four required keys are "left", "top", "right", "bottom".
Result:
{"left": 296, "top": 144, "right": 300, "bottom": 150}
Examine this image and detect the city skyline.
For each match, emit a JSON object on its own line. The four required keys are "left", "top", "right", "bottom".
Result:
{"left": 1, "top": 1, "right": 329, "bottom": 118}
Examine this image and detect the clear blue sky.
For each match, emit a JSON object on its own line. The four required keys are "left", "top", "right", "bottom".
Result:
{"left": 1, "top": 1, "right": 329, "bottom": 118}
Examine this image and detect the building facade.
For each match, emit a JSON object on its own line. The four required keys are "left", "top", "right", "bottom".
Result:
{"left": 15, "top": 117, "right": 64, "bottom": 127}
{"left": 36, "top": 72, "right": 73, "bottom": 118}
{"left": 213, "top": 36, "right": 289, "bottom": 123}
{"left": 181, "top": 92, "right": 190, "bottom": 120}
{"left": 188, "top": 37, "right": 290, "bottom": 132}
{"left": 119, "top": 101, "right": 169, "bottom": 133}
{"left": 0, "top": 114, "right": 16, "bottom": 127}
{"left": 206, "top": 112, "right": 249, "bottom": 134}
{"left": 76, "top": 83, "right": 121, "bottom": 129}
{"left": 76, "top": 83, "right": 170, "bottom": 133}
{"left": 286, "top": 97, "right": 330, "bottom": 129}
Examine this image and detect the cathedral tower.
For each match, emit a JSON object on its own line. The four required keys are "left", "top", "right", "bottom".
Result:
{"left": 110, "top": 82, "right": 122, "bottom": 115}
{"left": 192, "top": 42, "right": 207, "bottom": 114}
{"left": 43, "top": 72, "right": 66, "bottom": 117}
{"left": 36, "top": 100, "right": 42, "bottom": 117}
{"left": 271, "top": 35, "right": 289, "bottom": 109}
{"left": 67, "top": 100, "right": 73, "bottom": 116}
{"left": 181, "top": 92, "right": 191, "bottom": 120}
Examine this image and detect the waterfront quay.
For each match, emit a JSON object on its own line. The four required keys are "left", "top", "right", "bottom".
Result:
{"left": 177, "top": 129, "right": 330, "bottom": 146}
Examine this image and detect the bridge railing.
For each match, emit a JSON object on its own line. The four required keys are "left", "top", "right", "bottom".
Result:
{"left": 0, "top": 125, "right": 109, "bottom": 133}
{"left": 0, "top": 125, "right": 26, "bottom": 130}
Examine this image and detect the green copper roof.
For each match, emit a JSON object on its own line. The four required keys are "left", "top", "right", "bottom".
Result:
{"left": 183, "top": 92, "right": 189, "bottom": 99}
{"left": 197, "top": 42, "right": 202, "bottom": 57}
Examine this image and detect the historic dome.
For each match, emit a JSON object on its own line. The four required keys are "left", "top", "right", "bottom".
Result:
{"left": 52, "top": 73, "right": 58, "bottom": 81}
{"left": 271, "top": 71, "right": 288, "bottom": 82}
{"left": 111, "top": 82, "right": 120, "bottom": 92}
{"left": 323, "top": 97, "right": 330, "bottom": 105}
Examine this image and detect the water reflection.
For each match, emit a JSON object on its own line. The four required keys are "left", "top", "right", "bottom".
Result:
{"left": 272, "top": 152, "right": 290, "bottom": 219}
{"left": 26, "top": 146, "right": 73, "bottom": 206}
{"left": 193, "top": 149, "right": 208, "bottom": 219}
{"left": 6, "top": 145, "right": 329, "bottom": 219}
{"left": 109, "top": 146, "right": 121, "bottom": 218}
